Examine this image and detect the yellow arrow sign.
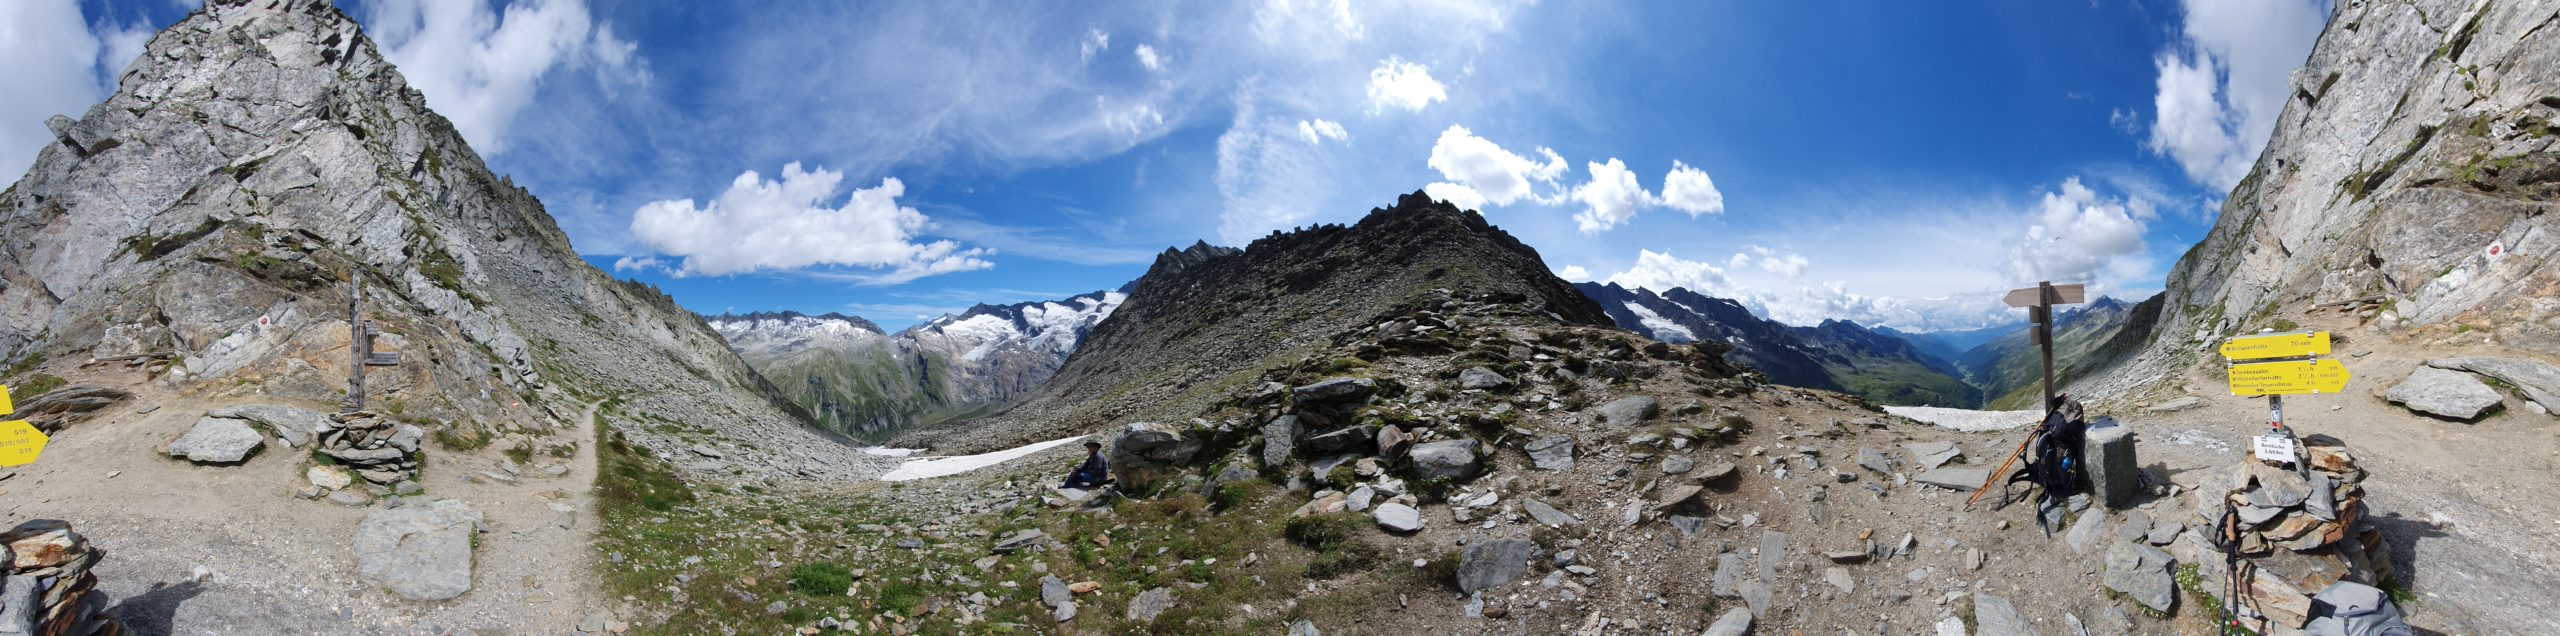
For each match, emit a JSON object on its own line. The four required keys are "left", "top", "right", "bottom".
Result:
{"left": 0, "top": 385, "right": 12, "bottom": 417}
{"left": 0, "top": 420, "right": 45, "bottom": 467}
{"left": 2220, "top": 331, "right": 2331, "bottom": 361}
{"left": 2228, "top": 359, "right": 2352, "bottom": 396}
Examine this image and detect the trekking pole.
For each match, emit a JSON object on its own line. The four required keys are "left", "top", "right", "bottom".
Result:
{"left": 1964, "top": 427, "right": 2037, "bottom": 510}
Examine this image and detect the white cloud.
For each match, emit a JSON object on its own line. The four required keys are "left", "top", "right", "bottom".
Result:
{"left": 1571, "top": 158, "right": 1658, "bottom": 234}
{"left": 1295, "top": 119, "right": 1348, "bottom": 144}
{"left": 1555, "top": 264, "right": 1591, "bottom": 281}
{"left": 1422, "top": 125, "right": 1565, "bottom": 212}
{"left": 358, "top": 0, "right": 649, "bottom": 155}
{"left": 1215, "top": 92, "right": 1329, "bottom": 243}
{"left": 1659, "top": 160, "right": 1725, "bottom": 216}
{"left": 2141, "top": 0, "right": 2327, "bottom": 190}
{"left": 2005, "top": 177, "right": 2149, "bottom": 285}
{"left": 1604, "top": 249, "right": 1740, "bottom": 298}
{"left": 1081, "top": 28, "right": 1110, "bottom": 61}
{"left": 610, "top": 255, "right": 662, "bottom": 272}
{"left": 0, "top": 0, "right": 123, "bottom": 181}
{"left": 1366, "top": 56, "right": 1447, "bottom": 113}
{"left": 1134, "top": 43, "right": 1165, "bottom": 72}
{"left": 627, "top": 162, "right": 992, "bottom": 282}
{"left": 1740, "top": 245, "right": 1810, "bottom": 277}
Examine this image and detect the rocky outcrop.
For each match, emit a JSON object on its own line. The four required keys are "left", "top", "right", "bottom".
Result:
{"left": 168, "top": 417, "right": 263, "bottom": 463}
{"left": 0, "top": 1, "right": 884, "bottom": 481}
{"left": 2097, "top": 0, "right": 2560, "bottom": 396}
{"left": 0, "top": 520, "right": 122, "bottom": 636}
{"left": 2386, "top": 367, "right": 2503, "bottom": 420}
{"left": 1576, "top": 282, "right": 1984, "bottom": 407}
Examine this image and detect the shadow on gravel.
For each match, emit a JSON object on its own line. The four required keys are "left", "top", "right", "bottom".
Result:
{"left": 104, "top": 580, "right": 206, "bottom": 636}
{"left": 2365, "top": 511, "right": 2445, "bottom": 593}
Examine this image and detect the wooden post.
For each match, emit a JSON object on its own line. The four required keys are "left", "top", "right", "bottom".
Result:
{"left": 345, "top": 274, "right": 366, "bottom": 413}
{"left": 2037, "top": 281, "right": 2058, "bottom": 418}
{"left": 1968, "top": 281, "right": 2087, "bottom": 510}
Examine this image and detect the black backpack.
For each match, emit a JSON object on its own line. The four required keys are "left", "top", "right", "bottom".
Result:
{"left": 2006, "top": 398, "right": 2090, "bottom": 523}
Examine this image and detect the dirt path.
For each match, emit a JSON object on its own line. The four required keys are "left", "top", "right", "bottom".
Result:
{"left": 0, "top": 368, "right": 608, "bottom": 634}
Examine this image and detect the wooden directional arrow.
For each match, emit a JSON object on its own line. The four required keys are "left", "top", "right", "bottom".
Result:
{"left": 2220, "top": 331, "right": 2331, "bottom": 361}
{"left": 2001, "top": 284, "right": 2085, "bottom": 308}
{"left": 0, "top": 420, "right": 46, "bottom": 467}
{"left": 2228, "top": 359, "right": 2352, "bottom": 396}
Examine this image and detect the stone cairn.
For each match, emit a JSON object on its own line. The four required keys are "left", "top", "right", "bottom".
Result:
{"left": 1, "top": 520, "right": 125, "bottom": 636}
{"left": 310, "top": 411, "right": 424, "bottom": 492}
{"left": 2185, "top": 435, "right": 2391, "bottom": 633}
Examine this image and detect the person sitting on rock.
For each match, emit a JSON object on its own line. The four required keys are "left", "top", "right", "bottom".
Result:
{"left": 1062, "top": 440, "right": 1110, "bottom": 489}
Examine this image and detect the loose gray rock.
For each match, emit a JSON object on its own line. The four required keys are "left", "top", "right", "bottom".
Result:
{"left": 388, "top": 424, "right": 425, "bottom": 453}
{"left": 1408, "top": 439, "right": 1481, "bottom": 481}
{"left": 1039, "top": 576, "right": 1071, "bottom": 608}
{"left": 1905, "top": 441, "right": 1962, "bottom": 470}
{"left": 1701, "top": 608, "right": 1754, "bottom": 636}
{"left": 1373, "top": 503, "right": 1423, "bottom": 533}
{"left": 1291, "top": 377, "right": 1376, "bottom": 404}
{"left": 354, "top": 499, "right": 483, "bottom": 601}
{"left": 2101, "top": 541, "right": 2177, "bottom": 613}
{"left": 1109, "top": 422, "right": 1202, "bottom": 488}
{"left": 1914, "top": 466, "right": 1989, "bottom": 491}
{"left": 207, "top": 404, "right": 323, "bottom": 447}
{"left": 1595, "top": 396, "right": 1658, "bottom": 426}
{"left": 1695, "top": 462, "right": 1739, "bottom": 484}
{"left": 2115, "top": 510, "right": 2153, "bottom": 543}
{"left": 1288, "top": 619, "right": 1322, "bottom": 636}
{"left": 2385, "top": 367, "right": 2503, "bottom": 420}
{"left": 2064, "top": 511, "right": 2108, "bottom": 554}
{"left": 1345, "top": 485, "right": 1375, "bottom": 512}
{"left": 1973, "top": 593, "right": 2039, "bottom": 636}
{"left": 1456, "top": 537, "right": 1535, "bottom": 593}
{"left": 1125, "top": 587, "right": 1175, "bottom": 623}
{"left": 992, "top": 529, "right": 1049, "bottom": 554}
{"left": 1856, "top": 448, "right": 1892, "bottom": 475}
{"left": 1521, "top": 499, "right": 1577, "bottom": 527}
{"left": 1525, "top": 435, "right": 1574, "bottom": 471}
{"left": 1457, "top": 366, "right": 1513, "bottom": 391}
{"left": 168, "top": 417, "right": 264, "bottom": 463}
{"left": 1823, "top": 566, "right": 1855, "bottom": 594}
{"left": 1661, "top": 454, "right": 1694, "bottom": 475}
{"left": 1301, "top": 425, "right": 1375, "bottom": 455}
{"left": 2428, "top": 357, "right": 2560, "bottom": 412}
{"left": 1261, "top": 415, "right": 1299, "bottom": 467}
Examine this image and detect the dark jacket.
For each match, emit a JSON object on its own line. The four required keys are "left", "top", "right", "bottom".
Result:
{"left": 1073, "top": 452, "right": 1108, "bottom": 480}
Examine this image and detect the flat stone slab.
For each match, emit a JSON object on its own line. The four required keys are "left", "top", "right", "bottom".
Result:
{"left": 1521, "top": 499, "right": 1577, "bottom": 527}
{"left": 1914, "top": 466, "right": 1990, "bottom": 491}
{"left": 207, "top": 404, "right": 324, "bottom": 447}
{"left": 354, "top": 499, "right": 482, "bottom": 600}
{"left": 2429, "top": 357, "right": 2560, "bottom": 412}
{"left": 2102, "top": 541, "right": 2177, "bottom": 613}
{"left": 169, "top": 417, "right": 264, "bottom": 463}
{"left": 1372, "top": 503, "right": 1423, "bottom": 533}
{"left": 1973, "top": 593, "right": 2037, "bottom": 636}
{"left": 1456, "top": 537, "right": 1534, "bottom": 593}
{"left": 1595, "top": 396, "right": 1658, "bottom": 426}
{"left": 2386, "top": 367, "right": 2502, "bottom": 420}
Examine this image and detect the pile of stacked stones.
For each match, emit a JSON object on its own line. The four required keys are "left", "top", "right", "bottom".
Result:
{"left": 1, "top": 520, "right": 125, "bottom": 636}
{"left": 308, "top": 411, "right": 425, "bottom": 497}
{"left": 2182, "top": 435, "right": 2392, "bottom": 633}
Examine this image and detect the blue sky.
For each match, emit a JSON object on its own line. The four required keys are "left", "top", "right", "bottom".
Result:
{"left": 7, "top": 0, "right": 2330, "bottom": 331}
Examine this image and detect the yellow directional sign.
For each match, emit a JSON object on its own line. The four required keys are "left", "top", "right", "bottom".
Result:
{"left": 0, "top": 420, "right": 45, "bottom": 467}
{"left": 2228, "top": 359, "right": 2352, "bottom": 396}
{"left": 2220, "top": 331, "right": 2331, "bottom": 361}
{"left": 0, "top": 385, "right": 11, "bottom": 417}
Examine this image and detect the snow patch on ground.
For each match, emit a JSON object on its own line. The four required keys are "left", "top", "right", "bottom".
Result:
{"left": 879, "top": 435, "right": 1091, "bottom": 482}
{"left": 1623, "top": 302, "right": 1695, "bottom": 343}
{"left": 1883, "top": 405, "right": 2040, "bottom": 432}
{"left": 858, "top": 447, "right": 924, "bottom": 457}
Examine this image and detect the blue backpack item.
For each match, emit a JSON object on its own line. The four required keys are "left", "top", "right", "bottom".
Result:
{"left": 2302, "top": 581, "right": 2414, "bottom": 636}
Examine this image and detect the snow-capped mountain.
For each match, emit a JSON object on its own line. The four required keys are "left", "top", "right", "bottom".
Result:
{"left": 703, "top": 291, "right": 1125, "bottom": 439}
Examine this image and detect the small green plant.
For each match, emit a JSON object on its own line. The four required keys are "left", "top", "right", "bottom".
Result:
{"left": 1283, "top": 513, "right": 1363, "bottom": 552}
{"left": 788, "top": 562, "right": 853, "bottom": 596}
{"left": 1323, "top": 465, "right": 1357, "bottom": 490}
{"left": 1326, "top": 357, "right": 1369, "bottom": 372}
{"left": 2268, "top": 319, "right": 2300, "bottom": 332}
{"left": 503, "top": 442, "right": 535, "bottom": 465}
{"left": 14, "top": 374, "right": 67, "bottom": 399}
{"left": 429, "top": 422, "right": 490, "bottom": 451}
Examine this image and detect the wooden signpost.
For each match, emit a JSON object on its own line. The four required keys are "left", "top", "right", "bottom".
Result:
{"left": 1966, "top": 281, "right": 2086, "bottom": 510}
{"left": 344, "top": 275, "right": 400, "bottom": 413}
{"left": 0, "top": 386, "right": 44, "bottom": 467}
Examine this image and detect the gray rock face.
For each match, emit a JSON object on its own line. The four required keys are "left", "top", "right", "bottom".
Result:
{"left": 1291, "top": 378, "right": 1376, "bottom": 404}
{"left": 1260, "top": 415, "right": 1299, "bottom": 467}
{"left": 1457, "top": 366, "right": 1513, "bottom": 391}
{"left": 2386, "top": 367, "right": 2503, "bottom": 420}
{"left": 1300, "top": 425, "right": 1374, "bottom": 455}
{"left": 1372, "top": 503, "right": 1422, "bottom": 533}
{"left": 1594, "top": 396, "right": 1658, "bottom": 426}
{"left": 354, "top": 499, "right": 482, "bottom": 601}
{"left": 1456, "top": 537, "right": 1535, "bottom": 593}
{"left": 207, "top": 404, "right": 322, "bottom": 447}
{"left": 1109, "top": 422, "right": 1202, "bottom": 488}
{"left": 1914, "top": 466, "right": 1989, "bottom": 491}
{"left": 2429, "top": 357, "right": 2560, "bottom": 412}
{"left": 1125, "top": 587, "right": 1174, "bottom": 622}
{"left": 2084, "top": 421, "right": 2139, "bottom": 509}
{"left": 1408, "top": 439, "right": 1481, "bottom": 481}
{"left": 1973, "top": 593, "right": 2039, "bottom": 636}
{"left": 2102, "top": 541, "right": 2177, "bottom": 613}
{"left": 1525, "top": 435, "right": 1574, "bottom": 471}
{"left": 168, "top": 417, "right": 263, "bottom": 463}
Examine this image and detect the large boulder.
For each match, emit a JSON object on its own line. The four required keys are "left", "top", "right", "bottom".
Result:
{"left": 2102, "top": 541, "right": 2177, "bottom": 613}
{"left": 2385, "top": 367, "right": 2502, "bottom": 420}
{"left": 1291, "top": 378, "right": 1376, "bottom": 404}
{"left": 2083, "top": 421, "right": 2139, "bottom": 509}
{"left": 1456, "top": 367, "right": 1512, "bottom": 391}
{"left": 2427, "top": 357, "right": 2560, "bottom": 412}
{"left": 1595, "top": 396, "right": 1658, "bottom": 426}
{"left": 168, "top": 417, "right": 264, "bottom": 463}
{"left": 1407, "top": 439, "right": 1480, "bottom": 481}
{"left": 1455, "top": 536, "right": 1535, "bottom": 593}
{"left": 1300, "top": 425, "right": 1374, "bottom": 455}
{"left": 1260, "top": 416, "right": 1299, "bottom": 468}
{"left": 1109, "top": 422, "right": 1202, "bottom": 490}
{"left": 354, "top": 499, "right": 483, "bottom": 601}
{"left": 206, "top": 403, "right": 325, "bottom": 447}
